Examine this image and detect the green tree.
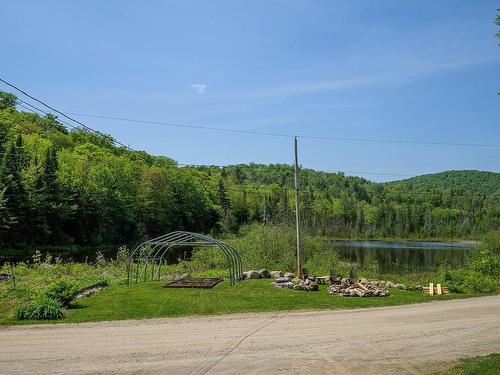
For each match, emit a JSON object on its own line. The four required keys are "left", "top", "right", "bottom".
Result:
{"left": 0, "top": 92, "right": 17, "bottom": 110}
{"left": 0, "top": 134, "right": 27, "bottom": 242}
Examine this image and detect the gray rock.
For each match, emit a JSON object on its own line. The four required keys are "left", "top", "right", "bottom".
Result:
{"left": 258, "top": 269, "right": 271, "bottom": 278}
{"left": 270, "top": 271, "right": 283, "bottom": 278}
{"left": 275, "top": 277, "right": 291, "bottom": 284}
{"left": 272, "top": 282, "right": 294, "bottom": 289}
{"left": 283, "top": 272, "right": 295, "bottom": 279}
{"left": 293, "top": 283, "right": 308, "bottom": 291}
{"left": 243, "top": 270, "right": 261, "bottom": 279}
{"left": 360, "top": 278, "right": 368, "bottom": 284}
{"left": 349, "top": 289, "right": 358, "bottom": 297}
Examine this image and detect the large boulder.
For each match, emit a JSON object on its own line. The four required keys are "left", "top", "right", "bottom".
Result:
{"left": 258, "top": 269, "right": 271, "bottom": 278}
{"left": 272, "top": 281, "right": 294, "bottom": 289}
{"left": 293, "top": 283, "right": 308, "bottom": 291}
{"left": 243, "top": 270, "right": 261, "bottom": 279}
{"left": 275, "top": 277, "right": 291, "bottom": 284}
{"left": 385, "top": 281, "right": 395, "bottom": 288}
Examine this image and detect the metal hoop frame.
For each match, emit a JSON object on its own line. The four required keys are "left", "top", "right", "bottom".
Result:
{"left": 127, "top": 231, "right": 243, "bottom": 286}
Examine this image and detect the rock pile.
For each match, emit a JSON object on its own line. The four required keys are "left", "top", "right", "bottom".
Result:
{"left": 244, "top": 267, "right": 404, "bottom": 297}
{"left": 271, "top": 273, "right": 318, "bottom": 291}
{"left": 328, "top": 280, "right": 390, "bottom": 297}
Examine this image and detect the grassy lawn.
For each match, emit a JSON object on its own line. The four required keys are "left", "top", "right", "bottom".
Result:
{"left": 1, "top": 279, "right": 472, "bottom": 325}
{"left": 432, "top": 353, "right": 500, "bottom": 375}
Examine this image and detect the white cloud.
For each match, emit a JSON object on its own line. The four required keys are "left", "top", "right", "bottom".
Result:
{"left": 254, "top": 57, "right": 496, "bottom": 99}
{"left": 191, "top": 83, "right": 207, "bottom": 94}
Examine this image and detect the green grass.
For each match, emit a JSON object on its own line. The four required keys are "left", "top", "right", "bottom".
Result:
{"left": 432, "top": 353, "right": 500, "bottom": 375}
{"left": 1, "top": 279, "right": 472, "bottom": 325}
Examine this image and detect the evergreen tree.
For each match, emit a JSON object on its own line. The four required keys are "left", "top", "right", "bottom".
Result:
{"left": 218, "top": 178, "right": 230, "bottom": 231}
{"left": 0, "top": 134, "right": 27, "bottom": 243}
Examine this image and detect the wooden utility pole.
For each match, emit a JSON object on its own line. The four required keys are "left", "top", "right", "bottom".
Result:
{"left": 263, "top": 194, "right": 268, "bottom": 225}
{"left": 294, "top": 136, "right": 301, "bottom": 278}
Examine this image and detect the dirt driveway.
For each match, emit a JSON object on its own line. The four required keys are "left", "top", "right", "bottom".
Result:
{"left": 1, "top": 295, "right": 500, "bottom": 374}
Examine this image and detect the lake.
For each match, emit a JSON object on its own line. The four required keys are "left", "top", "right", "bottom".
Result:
{"left": 331, "top": 240, "right": 475, "bottom": 273}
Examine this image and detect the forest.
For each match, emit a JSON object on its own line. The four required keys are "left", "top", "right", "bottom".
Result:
{"left": 0, "top": 91, "right": 499, "bottom": 248}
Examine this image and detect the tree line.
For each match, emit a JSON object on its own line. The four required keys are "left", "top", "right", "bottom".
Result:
{"left": 0, "top": 92, "right": 498, "bottom": 248}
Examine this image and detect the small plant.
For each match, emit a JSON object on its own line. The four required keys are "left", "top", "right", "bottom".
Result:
{"left": 42, "top": 280, "right": 79, "bottom": 306}
{"left": 15, "top": 298, "right": 64, "bottom": 320}
{"left": 43, "top": 252, "right": 53, "bottom": 265}
{"left": 31, "top": 250, "right": 42, "bottom": 267}
{"left": 95, "top": 251, "right": 106, "bottom": 267}
{"left": 115, "top": 246, "right": 129, "bottom": 264}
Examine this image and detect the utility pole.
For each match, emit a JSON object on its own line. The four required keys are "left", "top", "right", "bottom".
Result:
{"left": 294, "top": 136, "right": 301, "bottom": 278}
{"left": 263, "top": 193, "right": 268, "bottom": 225}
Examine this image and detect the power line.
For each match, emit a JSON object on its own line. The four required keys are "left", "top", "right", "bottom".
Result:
{"left": 66, "top": 112, "right": 500, "bottom": 148}
{"left": 0, "top": 79, "right": 135, "bottom": 151}
{"left": 8, "top": 97, "right": 500, "bottom": 189}
{"left": 67, "top": 113, "right": 293, "bottom": 139}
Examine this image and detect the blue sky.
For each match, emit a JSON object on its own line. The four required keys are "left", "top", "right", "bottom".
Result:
{"left": 2, "top": 1, "right": 499, "bottom": 181}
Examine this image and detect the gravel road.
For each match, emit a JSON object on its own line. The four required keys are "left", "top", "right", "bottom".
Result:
{"left": 2, "top": 295, "right": 500, "bottom": 374}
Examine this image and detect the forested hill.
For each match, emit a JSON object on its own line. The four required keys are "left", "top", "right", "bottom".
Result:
{"left": 0, "top": 92, "right": 498, "bottom": 246}
{"left": 387, "top": 170, "right": 500, "bottom": 197}
{"left": 199, "top": 164, "right": 500, "bottom": 198}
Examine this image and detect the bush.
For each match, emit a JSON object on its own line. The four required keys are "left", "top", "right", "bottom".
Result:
{"left": 15, "top": 298, "right": 64, "bottom": 320}
{"left": 444, "top": 232, "right": 500, "bottom": 294}
{"left": 42, "top": 280, "right": 79, "bottom": 306}
{"left": 225, "top": 224, "right": 339, "bottom": 273}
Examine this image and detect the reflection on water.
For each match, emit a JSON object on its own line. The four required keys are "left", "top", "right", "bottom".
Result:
{"left": 0, "top": 246, "right": 118, "bottom": 265}
{"left": 332, "top": 241, "right": 474, "bottom": 273}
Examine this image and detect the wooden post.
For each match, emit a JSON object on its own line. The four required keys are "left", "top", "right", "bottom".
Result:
{"left": 429, "top": 282, "right": 434, "bottom": 295}
{"left": 437, "top": 283, "right": 442, "bottom": 295}
{"left": 294, "top": 137, "right": 302, "bottom": 278}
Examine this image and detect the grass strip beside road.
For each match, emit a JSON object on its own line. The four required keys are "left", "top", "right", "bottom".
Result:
{"left": 1, "top": 279, "right": 472, "bottom": 325}
{"left": 431, "top": 353, "right": 500, "bottom": 375}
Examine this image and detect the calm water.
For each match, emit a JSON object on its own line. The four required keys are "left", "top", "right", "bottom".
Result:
{"left": 0, "top": 246, "right": 119, "bottom": 265}
{"left": 331, "top": 240, "right": 475, "bottom": 273}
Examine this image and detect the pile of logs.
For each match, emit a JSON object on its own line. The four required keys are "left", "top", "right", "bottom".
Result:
{"left": 328, "top": 279, "right": 390, "bottom": 297}
{"left": 327, "top": 268, "right": 390, "bottom": 297}
{"left": 266, "top": 267, "right": 408, "bottom": 296}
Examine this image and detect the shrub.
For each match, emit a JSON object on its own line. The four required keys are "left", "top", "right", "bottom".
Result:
{"left": 115, "top": 246, "right": 129, "bottom": 264}
{"left": 42, "top": 280, "right": 79, "bottom": 306}
{"left": 15, "top": 298, "right": 64, "bottom": 320}
{"left": 226, "top": 224, "right": 339, "bottom": 273}
{"left": 444, "top": 232, "right": 500, "bottom": 294}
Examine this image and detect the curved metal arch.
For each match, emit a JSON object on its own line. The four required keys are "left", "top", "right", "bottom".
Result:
{"left": 127, "top": 231, "right": 242, "bottom": 286}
